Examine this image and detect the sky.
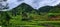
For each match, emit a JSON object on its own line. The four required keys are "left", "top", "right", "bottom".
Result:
{"left": 0, "top": 0, "right": 60, "bottom": 11}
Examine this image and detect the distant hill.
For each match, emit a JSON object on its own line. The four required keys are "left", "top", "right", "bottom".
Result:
{"left": 38, "top": 5, "right": 60, "bottom": 13}
{"left": 11, "top": 3, "right": 60, "bottom": 13}
{"left": 0, "top": 3, "right": 60, "bottom": 13}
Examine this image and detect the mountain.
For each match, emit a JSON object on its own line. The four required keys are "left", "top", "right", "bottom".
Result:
{"left": 4, "top": 3, "right": 36, "bottom": 16}
{"left": 38, "top": 5, "right": 60, "bottom": 13}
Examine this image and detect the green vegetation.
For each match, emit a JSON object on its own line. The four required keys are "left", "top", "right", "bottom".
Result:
{"left": 0, "top": 3, "right": 60, "bottom": 27}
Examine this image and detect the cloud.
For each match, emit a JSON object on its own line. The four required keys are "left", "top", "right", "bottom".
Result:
{"left": 24, "top": 0, "right": 60, "bottom": 9}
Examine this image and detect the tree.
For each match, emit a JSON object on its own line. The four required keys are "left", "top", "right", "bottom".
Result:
{"left": 1, "top": 12, "right": 12, "bottom": 27}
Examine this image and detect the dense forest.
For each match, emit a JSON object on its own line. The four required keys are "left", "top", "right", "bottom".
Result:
{"left": 0, "top": 3, "right": 60, "bottom": 27}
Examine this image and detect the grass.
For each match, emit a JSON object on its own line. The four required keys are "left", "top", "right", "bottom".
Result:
{"left": 6, "top": 13, "right": 60, "bottom": 27}
{"left": 9, "top": 21, "right": 60, "bottom": 27}
{"left": 20, "top": 25, "right": 46, "bottom": 27}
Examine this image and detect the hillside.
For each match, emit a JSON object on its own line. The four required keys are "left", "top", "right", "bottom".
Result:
{"left": 0, "top": 3, "right": 60, "bottom": 27}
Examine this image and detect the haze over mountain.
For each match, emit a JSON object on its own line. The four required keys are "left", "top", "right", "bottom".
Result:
{"left": 0, "top": 0, "right": 60, "bottom": 11}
